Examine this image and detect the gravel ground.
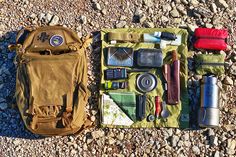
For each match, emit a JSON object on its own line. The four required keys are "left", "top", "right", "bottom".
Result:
{"left": 0, "top": 0, "right": 236, "bottom": 156}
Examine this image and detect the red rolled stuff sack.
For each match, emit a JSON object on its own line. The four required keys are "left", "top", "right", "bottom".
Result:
{"left": 194, "top": 28, "right": 228, "bottom": 50}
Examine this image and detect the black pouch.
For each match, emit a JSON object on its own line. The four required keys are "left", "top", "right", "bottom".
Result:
{"left": 136, "top": 95, "right": 146, "bottom": 121}
{"left": 135, "top": 49, "right": 163, "bottom": 67}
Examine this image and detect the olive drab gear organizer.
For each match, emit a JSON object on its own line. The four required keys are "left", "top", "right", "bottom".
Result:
{"left": 9, "top": 26, "right": 92, "bottom": 136}
{"left": 99, "top": 28, "right": 190, "bottom": 128}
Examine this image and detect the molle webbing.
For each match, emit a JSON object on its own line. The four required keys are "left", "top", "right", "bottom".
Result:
{"left": 107, "top": 32, "right": 141, "bottom": 42}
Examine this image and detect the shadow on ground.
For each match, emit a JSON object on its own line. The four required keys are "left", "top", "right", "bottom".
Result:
{"left": 0, "top": 30, "right": 43, "bottom": 139}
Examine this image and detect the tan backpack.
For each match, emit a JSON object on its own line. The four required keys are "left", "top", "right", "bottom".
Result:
{"left": 9, "top": 26, "right": 92, "bottom": 136}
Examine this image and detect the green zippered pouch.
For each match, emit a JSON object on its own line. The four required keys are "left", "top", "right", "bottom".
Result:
{"left": 195, "top": 54, "right": 225, "bottom": 75}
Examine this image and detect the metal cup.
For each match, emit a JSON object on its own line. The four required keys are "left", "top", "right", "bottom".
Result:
{"left": 200, "top": 76, "right": 219, "bottom": 108}
{"left": 198, "top": 108, "right": 220, "bottom": 127}
{"left": 198, "top": 76, "right": 220, "bottom": 127}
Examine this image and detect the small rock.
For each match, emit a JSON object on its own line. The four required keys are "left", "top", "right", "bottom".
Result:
{"left": 215, "top": 0, "right": 228, "bottom": 8}
{"left": 161, "top": 16, "right": 169, "bottom": 22}
{"left": 177, "top": 5, "right": 187, "bottom": 15}
{"left": 86, "top": 138, "right": 93, "bottom": 144}
{"left": 219, "top": 50, "right": 226, "bottom": 56}
{"left": 162, "top": 4, "right": 172, "bottom": 12}
{"left": 91, "top": 116, "right": 96, "bottom": 122}
{"left": 116, "top": 21, "right": 126, "bottom": 28}
{"left": 227, "top": 139, "right": 236, "bottom": 155}
{"left": 184, "top": 141, "right": 191, "bottom": 147}
{"left": 45, "top": 13, "right": 53, "bottom": 23}
{"left": 93, "top": 2, "right": 101, "bottom": 10}
{"left": 214, "top": 151, "right": 220, "bottom": 157}
{"left": 71, "top": 149, "right": 76, "bottom": 155}
{"left": 0, "top": 102, "right": 8, "bottom": 110}
{"left": 209, "top": 136, "right": 218, "bottom": 146}
{"left": 232, "top": 44, "right": 236, "bottom": 49}
{"left": 146, "top": 148, "right": 151, "bottom": 154}
{"left": 79, "top": 15, "right": 87, "bottom": 24}
{"left": 134, "top": 8, "right": 143, "bottom": 16}
{"left": 183, "top": 133, "right": 189, "bottom": 141}
{"left": 148, "top": 8, "right": 154, "bottom": 14}
{"left": 208, "top": 128, "right": 214, "bottom": 136}
{"left": 187, "top": 24, "right": 198, "bottom": 33}
{"left": 139, "top": 15, "right": 147, "bottom": 23}
{"left": 222, "top": 124, "right": 236, "bottom": 131}
{"left": 190, "top": 0, "right": 199, "bottom": 6}
{"left": 205, "top": 23, "right": 213, "bottom": 28}
{"left": 38, "top": 13, "right": 45, "bottom": 21}
{"left": 171, "top": 135, "right": 179, "bottom": 147}
{"left": 181, "top": 0, "right": 188, "bottom": 5}
{"left": 193, "top": 7, "right": 211, "bottom": 17}
{"left": 170, "top": 8, "right": 180, "bottom": 18}
{"left": 230, "top": 65, "right": 236, "bottom": 76}
{"left": 229, "top": 108, "right": 236, "bottom": 114}
{"left": 211, "top": 3, "right": 218, "bottom": 13}
{"left": 173, "top": 18, "right": 181, "bottom": 24}
{"left": 223, "top": 76, "right": 233, "bottom": 85}
{"left": 117, "top": 132, "right": 124, "bottom": 141}
{"left": 120, "top": 15, "right": 127, "bottom": 21}
{"left": 227, "top": 149, "right": 236, "bottom": 155}
{"left": 143, "top": 0, "right": 153, "bottom": 7}
{"left": 13, "top": 139, "right": 21, "bottom": 145}
{"left": 177, "top": 140, "right": 184, "bottom": 147}
{"left": 101, "top": 9, "right": 107, "bottom": 15}
{"left": 91, "top": 130, "right": 104, "bottom": 139}
{"left": 108, "top": 138, "right": 116, "bottom": 145}
{"left": 166, "top": 129, "right": 173, "bottom": 136}
{"left": 126, "top": 133, "right": 132, "bottom": 140}
{"left": 192, "top": 146, "right": 200, "bottom": 155}
{"left": 130, "top": 153, "right": 135, "bottom": 157}
{"left": 29, "top": 13, "right": 37, "bottom": 19}
{"left": 77, "top": 32, "right": 82, "bottom": 38}
{"left": 83, "top": 143, "right": 88, "bottom": 150}
{"left": 144, "top": 22, "right": 154, "bottom": 28}
{"left": 175, "top": 129, "right": 181, "bottom": 135}
{"left": 49, "top": 15, "right": 59, "bottom": 26}
{"left": 69, "top": 136, "right": 74, "bottom": 142}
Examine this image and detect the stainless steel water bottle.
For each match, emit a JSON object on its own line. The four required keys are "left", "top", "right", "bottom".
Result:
{"left": 198, "top": 76, "right": 220, "bottom": 127}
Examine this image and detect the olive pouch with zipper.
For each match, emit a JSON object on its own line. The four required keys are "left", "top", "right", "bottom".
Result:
{"left": 195, "top": 54, "right": 225, "bottom": 75}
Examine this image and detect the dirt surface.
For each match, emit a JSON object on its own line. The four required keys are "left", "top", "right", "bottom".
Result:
{"left": 0, "top": 0, "right": 236, "bottom": 156}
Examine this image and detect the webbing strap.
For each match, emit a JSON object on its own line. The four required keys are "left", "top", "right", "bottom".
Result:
{"left": 8, "top": 44, "right": 23, "bottom": 52}
{"left": 62, "top": 112, "right": 72, "bottom": 127}
{"left": 66, "top": 91, "right": 73, "bottom": 113}
{"left": 27, "top": 96, "right": 35, "bottom": 115}
{"left": 30, "top": 115, "right": 38, "bottom": 130}
{"left": 107, "top": 32, "right": 141, "bottom": 42}
{"left": 82, "top": 35, "right": 92, "bottom": 48}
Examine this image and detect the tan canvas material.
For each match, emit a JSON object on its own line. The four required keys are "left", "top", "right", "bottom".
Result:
{"left": 9, "top": 26, "right": 92, "bottom": 136}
